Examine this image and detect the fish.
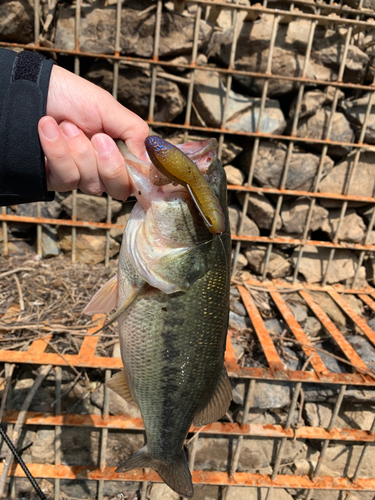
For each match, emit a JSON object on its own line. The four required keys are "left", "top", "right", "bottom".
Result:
{"left": 84, "top": 137, "right": 232, "bottom": 498}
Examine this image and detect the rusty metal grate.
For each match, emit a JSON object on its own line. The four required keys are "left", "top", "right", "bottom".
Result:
{"left": 1, "top": 0, "right": 375, "bottom": 498}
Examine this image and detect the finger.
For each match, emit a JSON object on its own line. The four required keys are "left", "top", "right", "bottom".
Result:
{"left": 92, "top": 134, "right": 132, "bottom": 201}
{"left": 99, "top": 98, "right": 150, "bottom": 160}
{"left": 38, "top": 116, "right": 80, "bottom": 192}
{"left": 60, "top": 121, "right": 105, "bottom": 196}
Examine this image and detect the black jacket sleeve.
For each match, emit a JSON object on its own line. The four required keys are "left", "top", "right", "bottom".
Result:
{"left": 0, "top": 48, "right": 55, "bottom": 206}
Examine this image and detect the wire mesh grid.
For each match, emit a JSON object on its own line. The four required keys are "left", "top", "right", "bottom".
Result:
{"left": 1, "top": 0, "right": 375, "bottom": 499}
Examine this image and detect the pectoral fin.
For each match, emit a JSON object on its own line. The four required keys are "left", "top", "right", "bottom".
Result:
{"left": 106, "top": 369, "right": 138, "bottom": 408}
{"left": 83, "top": 274, "right": 119, "bottom": 314}
{"left": 193, "top": 367, "right": 232, "bottom": 426}
{"left": 88, "top": 284, "right": 145, "bottom": 335}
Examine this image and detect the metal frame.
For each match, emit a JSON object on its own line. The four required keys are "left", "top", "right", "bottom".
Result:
{"left": 1, "top": 0, "right": 375, "bottom": 498}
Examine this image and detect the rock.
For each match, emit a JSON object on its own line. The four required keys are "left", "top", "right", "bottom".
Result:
{"left": 31, "top": 429, "right": 55, "bottom": 464}
{"left": 58, "top": 227, "right": 120, "bottom": 264}
{"left": 231, "top": 338, "right": 245, "bottom": 361}
{"left": 168, "top": 133, "right": 243, "bottom": 166}
{"left": 229, "top": 311, "right": 251, "bottom": 331}
{"left": 309, "top": 291, "right": 347, "bottom": 328}
{"left": 346, "top": 335, "right": 375, "bottom": 372}
{"left": 264, "top": 318, "right": 284, "bottom": 335}
{"left": 85, "top": 62, "right": 185, "bottom": 122}
{"left": 226, "top": 487, "right": 294, "bottom": 500}
{"left": 341, "top": 94, "right": 375, "bottom": 144}
{"left": 15, "top": 199, "right": 62, "bottom": 219}
{"left": 0, "top": 1, "right": 34, "bottom": 43}
{"left": 194, "top": 429, "right": 305, "bottom": 472}
{"left": 0, "top": 239, "right": 34, "bottom": 256}
{"left": 345, "top": 265, "right": 368, "bottom": 289}
{"left": 231, "top": 300, "right": 247, "bottom": 317}
{"left": 281, "top": 199, "right": 328, "bottom": 235}
{"left": 188, "top": 485, "right": 220, "bottom": 500}
{"left": 245, "top": 245, "right": 291, "bottom": 279}
{"left": 232, "top": 380, "right": 291, "bottom": 409}
{"left": 41, "top": 226, "right": 60, "bottom": 258}
{"left": 286, "top": 302, "right": 308, "bottom": 324}
{"left": 341, "top": 294, "right": 364, "bottom": 318}
{"left": 316, "top": 341, "right": 343, "bottom": 373}
{"left": 238, "top": 192, "right": 281, "bottom": 230}
{"left": 62, "top": 194, "right": 122, "bottom": 222}
{"left": 109, "top": 202, "right": 134, "bottom": 242}
{"left": 225, "top": 165, "right": 245, "bottom": 185}
{"left": 240, "top": 142, "right": 334, "bottom": 192}
{"left": 304, "top": 317, "right": 322, "bottom": 338}
{"left": 319, "top": 151, "right": 375, "bottom": 206}
{"left": 235, "top": 253, "right": 248, "bottom": 270}
{"left": 321, "top": 208, "right": 366, "bottom": 243}
{"left": 228, "top": 206, "right": 260, "bottom": 237}
{"left": 91, "top": 381, "right": 142, "bottom": 418}
{"left": 291, "top": 246, "right": 358, "bottom": 284}
{"left": 304, "top": 402, "right": 333, "bottom": 428}
{"left": 56, "top": 6, "right": 212, "bottom": 57}
{"left": 289, "top": 87, "right": 345, "bottom": 120}
{"left": 296, "top": 108, "right": 354, "bottom": 156}
{"left": 209, "top": 17, "right": 368, "bottom": 96}
{"left": 149, "top": 483, "right": 180, "bottom": 500}
{"left": 193, "top": 70, "right": 286, "bottom": 134}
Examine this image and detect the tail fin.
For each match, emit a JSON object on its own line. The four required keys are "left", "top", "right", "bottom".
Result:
{"left": 116, "top": 446, "right": 193, "bottom": 498}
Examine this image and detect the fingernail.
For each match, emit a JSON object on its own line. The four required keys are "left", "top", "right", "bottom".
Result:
{"left": 61, "top": 121, "right": 80, "bottom": 138}
{"left": 92, "top": 135, "right": 114, "bottom": 156}
{"left": 40, "top": 118, "right": 59, "bottom": 140}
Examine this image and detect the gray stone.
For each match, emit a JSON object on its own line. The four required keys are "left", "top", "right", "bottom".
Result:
{"left": 304, "top": 402, "right": 333, "bottom": 428}
{"left": 281, "top": 199, "right": 328, "bottom": 235}
{"left": 149, "top": 483, "right": 180, "bottom": 500}
{"left": 245, "top": 245, "right": 291, "bottom": 279}
{"left": 296, "top": 108, "right": 354, "bottom": 156}
{"left": 31, "top": 429, "right": 55, "bottom": 464}
{"left": 264, "top": 318, "right": 284, "bottom": 335}
{"left": 309, "top": 291, "right": 347, "bottom": 328}
{"left": 238, "top": 191, "right": 281, "bottom": 230}
{"left": 228, "top": 205, "right": 260, "bottom": 237}
{"left": 342, "top": 93, "right": 375, "bottom": 144}
{"left": 225, "top": 165, "right": 245, "bottom": 185}
{"left": 341, "top": 294, "right": 364, "bottom": 318}
{"left": 193, "top": 70, "right": 286, "bottom": 134}
{"left": 91, "top": 381, "right": 142, "bottom": 418}
{"left": 321, "top": 208, "right": 366, "bottom": 243}
{"left": 85, "top": 62, "right": 185, "bottom": 122}
{"left": 287, "top": 302, "right": 308, "bottom": 324}
{"left": 229, "top": 311, "right": 251, "bottom": 331}
{"left": 226, "top": 487, "right": 294, "bottom": 500}
{"left": 233, "top": 380, "right": 291, "bottom": 409}
{"left": 58, "top": 227, "right": 120, "bottom": 264}
{"left": 346, "top": 335, "right": 375, "bottom": 372}
{"left": 167, "top": 133, "right": 243, "bottom": 166}
{"left": 240, "top": 142, "right": 334, "bottom": 192}
{"left": 208, "top": 17, "right": 368, "bottom": 96}
{"left": 235, "top": 253, "right": 248, "bottom": 270}
{"left": 231, "top": 299, "right": 247, "bottom": 317}
{"left": 345, "top": 265, "right": 368, "bottom": 290}
{"left": 289, "top": 87, "right": 345, "bottom": 120}
{"left": 319, "top": 151, "right": 375, "bottom": 206}
{"left": 62, "top": 193, "right": 122, "bottom": 222}
{"left": 110, "top": 202, "right": 134, "bottom": 242}
{"left": 291, "top": 246, "right": 358, "bottom": 284}
{"left": 304, "top": 317, "right": 322, "bottom": 338}
{"left": 56, "top": 6, "right": 212, "bottom": 57}
{"left": 41, "top": 226, "right": 60, "bottom": 258}
{"left": 0, "top": 1, "right": 34, "bottom": 43}
{"left": 15, "top": 199, "right": 62, "bottom": 219}
{"left": 232, "top": 338, "right": 245, "bottom": 362}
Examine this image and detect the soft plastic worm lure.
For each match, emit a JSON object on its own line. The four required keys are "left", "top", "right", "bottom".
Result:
{"left": 145, "top": 136, "right": 225, "bottom": 234}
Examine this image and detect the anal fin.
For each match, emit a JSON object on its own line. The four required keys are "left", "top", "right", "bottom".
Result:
{"left": 193, "top": 367, "right": 232, "bottom": 427}
{"left": 106, "top": 369, "right": 138, "bottom": 408}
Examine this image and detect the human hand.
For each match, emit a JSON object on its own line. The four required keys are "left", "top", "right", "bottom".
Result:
{"left": 38, "top": 65, "right": 149, "bottom": 201}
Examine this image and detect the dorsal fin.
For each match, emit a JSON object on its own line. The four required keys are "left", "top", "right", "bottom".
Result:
{"left": 106, "top": 369, "right": 138, "bottom": 408}
{"left": 193, "top": 367, "right": 232, "bottom": 427}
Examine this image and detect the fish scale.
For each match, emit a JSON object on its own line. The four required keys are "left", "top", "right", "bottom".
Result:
{"left": 84, "top": 138, "right": 231, "bottom": 498}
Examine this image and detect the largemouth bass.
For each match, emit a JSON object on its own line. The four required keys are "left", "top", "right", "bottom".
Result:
{"left": 84, "top": 137, "right": 231, "bottom": 498}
